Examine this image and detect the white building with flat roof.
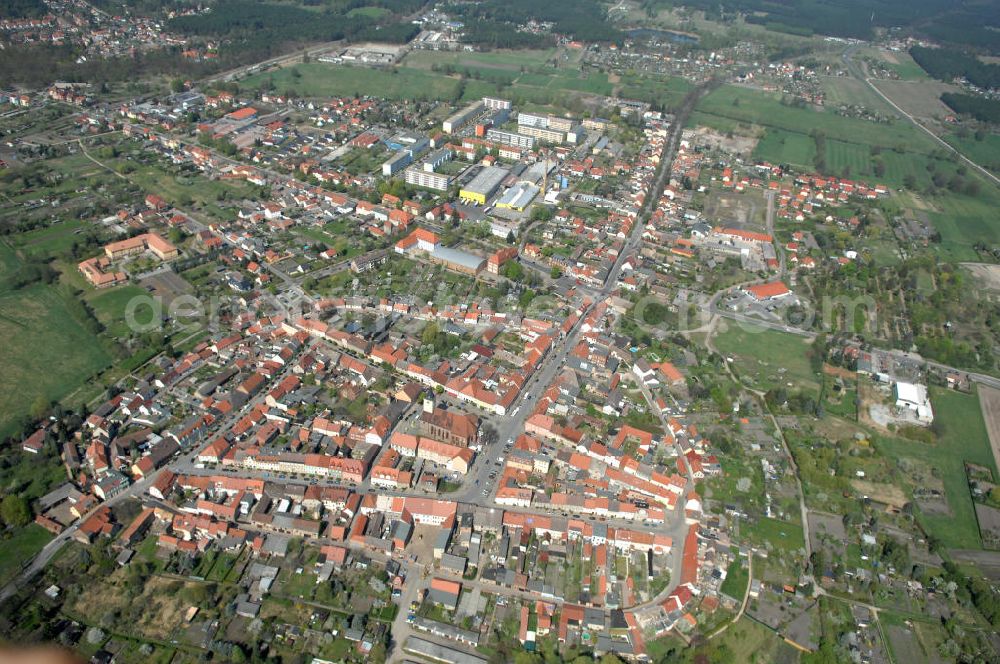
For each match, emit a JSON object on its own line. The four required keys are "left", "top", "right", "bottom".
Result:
{"left": 893, "top": 381, "right": 934, "bottom": 424}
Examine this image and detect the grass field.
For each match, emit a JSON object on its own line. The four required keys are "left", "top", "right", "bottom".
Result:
{"left": 0, "top": 275, "right": 112, "bottom": 440}
{"left": 753, "top": 128, "right": 816, "bottom": 167}
{"left": 944, "top": 132, "right": 1000, "bottom": 177}
{"left": 402, "top": 49, "right": 557, "bottom": 71}
{"left": 720, "top": 560, "right": 750, "bottom": 599}
{"left": 243, "top": 55, "right": 690, "bottom": 110}
{"left": 244, "top": 63, "right": 464, "bottom": 101}
{"left": 7, "top": 219, "right": 90, "bottom": 259}
{"left": 820, "top": 75, "right": 893, "bottom": 110}
{"left": 712, "top": 323, "right": 820, "bottom": 393}
{"left": 744, "top": 516, "right": 805, "bottom": 553}
{"left": 87, "top": 284, "right": 150, "bottom": 338}
{"left": 0, "top": 524, "right": 53, "bottom": 586}
{"left": 927, "top": 188, "right": 1000, "bottom": 260}
{"left": 877, "top": 386, "right": 996, "bottom": 550}
{"left": 345, "top": 5, "right": 389, "bottom": 18}
{"left": 693, "top": 84, "right": 939, "bottom": 154}
{"left": 866, "top": 48, "right": 930, "bottom": 81}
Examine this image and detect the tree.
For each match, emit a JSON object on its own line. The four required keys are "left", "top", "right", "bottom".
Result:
{"left": 1, "top": 494, "right": 31, "bottom": 527}
{"left": 170, "top": 78, "right": 186, "bottom": 93}
{"left": 422, "top": 322, "right": 440, "bottom": 346}
{"left": 30, "top": 395, "right": 49, "bottom": 421}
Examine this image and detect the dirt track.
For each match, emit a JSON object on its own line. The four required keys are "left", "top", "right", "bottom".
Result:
{"left": 978, "top": 385, "right": 1000, "bottom": 476}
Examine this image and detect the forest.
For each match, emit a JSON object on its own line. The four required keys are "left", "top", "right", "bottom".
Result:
{"left": 0, "top": 0, "right": 47, "bottom": 18}
{"left": 941, "top": 93, "right": 1000, "bottom": 124}
{"left": 446, "top": 0, "right": 621, "bottom": 47}
{"left": 910, "top": 46, "right": 1000, "bottom": 90}
{"left": 641, "top": 0, "right": 999, "bottom": 50}
{"left": 167, "top": 0, "right": 419, "bottom": 44}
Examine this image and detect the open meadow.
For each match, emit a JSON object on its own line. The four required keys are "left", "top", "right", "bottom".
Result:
{"left": 241, "top": 55, "right": 693, "bottom": 111}
{"left": 0, "top": 260, "right": 113, "bottom": 440}
{"left": 712, "top": 323, "right": 820, "bottom": 394}
{"left": 877, "top": 386, "right": 996, "bottom": 550}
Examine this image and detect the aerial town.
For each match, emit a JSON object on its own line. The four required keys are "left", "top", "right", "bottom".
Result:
{"left": 2, "top": 0, "right": 1000, "bottom": 663}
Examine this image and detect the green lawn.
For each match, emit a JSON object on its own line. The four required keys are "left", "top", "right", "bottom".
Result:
{"left": 87, "top": 284, "right": 150, "bottom": 339}
{"left": 720, "top": 560, "right": 750, "bottom": 599}
{"left": 876, "top": 386, "right": 996, "bottom": 550}
{"left": 712, "top": 323, "right": 820, "bottom": 393}
{"left": 744, "top": 516, "right": 805, "bottom": 553}
{"left": 0, "top": 524, "right": 53, "bottom": 586}
{"left": 878, "top": 51, "right": 930, "bottom": 81}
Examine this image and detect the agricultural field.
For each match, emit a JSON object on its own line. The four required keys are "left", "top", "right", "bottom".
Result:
{"left": 877, "top": 386, "right": 996, "bottom": 550}
{"left": 872, "top": 78, "right": 960, "bottom": 120}
{"left": 712, "top": 324, "right": 820, "bottom": 394}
